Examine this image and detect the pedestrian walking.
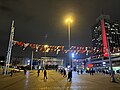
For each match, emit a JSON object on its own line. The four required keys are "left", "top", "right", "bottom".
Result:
{"left": 2, "top": 68, "right": 5, "bottom": 75}
{"left": 80, "top": 69, "right": 83, "bottom": 74}
{"left": 91, "top": 68, "right": 94, "bottom": 75}
{"left": 24, "top": 69, "right": 27, "bottom": 75}
{"left": 77, "top": 69, "right": 79, "bottom": 75}
{"left": 44, "top": 70, "right": 47, "bottom": 80}
{"left": 37, "top": 69, "right": 40, "bottom": 77}
{"left": 67, "top": 70, "right": 72, "bottom": 82}
{"left": 63, "top": 69, "right": 66, "bottom": 77}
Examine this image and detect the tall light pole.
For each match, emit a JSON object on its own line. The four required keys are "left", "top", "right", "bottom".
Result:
{"left": 72, "top": 53, "right": 74, "bottom": 68}
{"left": 31, "top": 50, "right": 33, "bottom": 70}
{"left": 66, "top": 18, "right": 72, "bottom": 67}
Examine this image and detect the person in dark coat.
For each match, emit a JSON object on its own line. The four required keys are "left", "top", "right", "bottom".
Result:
{"left": 77, "top": 69, "right": 79, "bottom": 74}
{"left": 67, "top": 70, "right": 72, "bottom": 81}
{"left": 44, "top": 70, "right": 47, "bottom": 79}
{"left": 81, "top": 69, "right": 83, "bottom": 74}
{"left": 37, "top": 69, "right": 40, "bottom": 77}
{"left": 63, "top": 69, "right": 66, "bottom": 77}
{"left": 24, "top": 69, "right": 27, "bottom": 75}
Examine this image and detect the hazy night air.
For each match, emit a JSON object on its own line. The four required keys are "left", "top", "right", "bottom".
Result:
{"left": 0, "top": 0, "right": 120, "bottom": 57}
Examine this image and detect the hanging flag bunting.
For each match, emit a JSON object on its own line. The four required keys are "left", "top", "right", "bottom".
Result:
{"left": 29, "top": 44, "right": 36, "bottom": 49}
{"left": 35, "top": 44, "right": 39, "bottom": 52}
{"left": 50, "top": 48, "right": 53, "bottom": 52}
{"left": 39, "top": 47, "right": 43, "bottom": 51}
{"left": 65, "top": 50, "right": 67, "bottom": 53}
{"left": 16, "top": 41, "right": 24, "bottom": 47}
{"left": 77, "top": 47, "right": 79, "bottom": 50}
{"left": 62, "top": 46, "right": 64, "bottom": 51}
{"left": 74, "top": 50, "right": 76, "bottom": 54}
{"left": 76, "top": 50, "right": 79, "bottom": 55}
{"left": 46, "top": 48, "right": 50, "bottom": 53}
{"left": 56, "top": 49, "right": 60, "bottom": 54}
{"left": 23, "top": 43, "right": 29, "bottom": 50}
{"left": 12, "top": 40, "right": 120, "bottom": 55}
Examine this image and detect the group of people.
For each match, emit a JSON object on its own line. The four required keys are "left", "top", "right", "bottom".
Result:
{"left": 2, "top": 68, "right": 19, "bottom": 77}
{"left": 58, "top": 68, "right": 72, "bottom": 82}
{"left": 77, "top": 69, "right": 83, "bottom": 75}
{"left": 97, "top": 69, "right": 115, "bottom": 76}
{"left": 37, "top": 69, "right": 47, "bottom": 80}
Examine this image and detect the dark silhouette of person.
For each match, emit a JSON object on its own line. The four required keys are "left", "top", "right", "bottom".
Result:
{"left": 44, "top": 70, "right": 47, "bottom": 79}
{"left": 81, "top": 69, "right": 83, "bottom": 74}
{"left": 91, "top": 68, "right": 94, "bottom": 75}
{"left": 67, "top": 70, "right": 72, "bottom": 81}
{"left": 2, "top": 68, "right": 5, "bottom": 75}
{"left": 24, "top": 69, "right": 27, "bottom": 75}
{"left": 63, "top": 69, "right": 66, "bottom": 77}
{"left": 77, "top": 69, "right": 79, "bottom": 74}
{"left": 37, "top": 69, "right": 40, "bottom": 76}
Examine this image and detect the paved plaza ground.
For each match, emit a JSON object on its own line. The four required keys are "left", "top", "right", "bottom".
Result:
{"left": 0, "top": 69, "right": 120, "bottom": 90}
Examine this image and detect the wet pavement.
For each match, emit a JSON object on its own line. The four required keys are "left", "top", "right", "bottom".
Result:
{"left": 0, "top": 70, "right": 120, "bottom": 90}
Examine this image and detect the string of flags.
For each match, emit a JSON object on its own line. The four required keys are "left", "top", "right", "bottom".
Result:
{"left": 13, "top": 40, "right": 120, "bottom": 55}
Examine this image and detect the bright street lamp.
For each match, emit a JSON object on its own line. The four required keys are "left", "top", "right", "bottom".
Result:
{"left": 66, "top": 18, "right": 73, "bottom": 23}
{"left": 72, "top": 53, "right": 74, "bottom": 58}
{"left": 66, "top": 18, "right": 72, "bottom": 67}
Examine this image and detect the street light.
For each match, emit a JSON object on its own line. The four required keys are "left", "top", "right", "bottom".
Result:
{"left": 72, "top": 53, "right": 74, "bottom": 67}
{"left": 66, "top": 18, "right": 72, "bottom": 67}
{"left": 72, "top": 53, "right": 74, "bottom": 58}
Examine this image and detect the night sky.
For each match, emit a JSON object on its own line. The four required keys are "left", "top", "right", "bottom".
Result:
{"left": 0, "top": 0, "right": 120, "bottom": 57}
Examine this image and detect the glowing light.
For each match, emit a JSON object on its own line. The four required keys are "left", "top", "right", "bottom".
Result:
{"left": 44, "top": 45, "right": 48, "bottom": 48}
{"left": 27, "top": 60, "right": 30, "bottom": 63}
{"left": 27, "top": 60, "right": 30, "bottom": 65}
{"left": 72, "top": 53, "right": 74, "bottom": 58}
{"left": 66, "top": 18, "right": 72, "bottom": 23}
{"left": 102, "top": 62, "right": 106, "bottom": 66}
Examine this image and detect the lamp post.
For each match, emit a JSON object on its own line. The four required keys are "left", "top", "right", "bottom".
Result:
{"left": 66, "top": 18, "right": 72, "bottom": 67}
{"left": 31, "top": 50, "right": 33, "bottom": 70}
{"left": 72, "top": 53, "right": 74, "bottom": 67}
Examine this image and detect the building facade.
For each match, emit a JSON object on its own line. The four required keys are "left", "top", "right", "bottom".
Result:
{"left": 90, "top": 14, "right": 120, "bottom": 72}
{"left": 92, "top": 14, "right": 120, "bottom": 57}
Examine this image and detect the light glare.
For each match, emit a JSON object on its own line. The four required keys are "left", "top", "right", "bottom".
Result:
{"left": 66, "top": 18, "right": 72, "bottom": 23}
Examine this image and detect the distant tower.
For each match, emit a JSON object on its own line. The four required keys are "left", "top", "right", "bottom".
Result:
{"left": 92, "top": 14, "right": 120, "bottom": 57}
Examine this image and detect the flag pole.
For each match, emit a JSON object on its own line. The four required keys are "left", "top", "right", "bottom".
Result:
{"left": 4, "top": 20, "right": 15, "bottom": 75}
